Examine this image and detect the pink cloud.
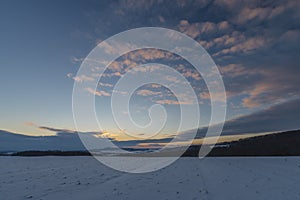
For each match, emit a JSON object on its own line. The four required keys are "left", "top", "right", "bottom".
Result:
{"left": 136, "top": 89, "right": 161, "bottom": 96}
{"left": 85, "top": 87, "right": 111, "bottom": 97}
{"left": 73, "top": 75, "right": 94, "bottom": 82}
{"left": 178, "top": 20, "right": 231, "bottom": 39}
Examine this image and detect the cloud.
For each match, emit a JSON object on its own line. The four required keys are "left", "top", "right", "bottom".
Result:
{"left": 100, "top": 40, "right": 139, "bottom": 55}
{"left": 24, "top": 121, "right": 37, "bottom": 127}
{"left": 241, "top": 81, "right": 278, "bottom": 108}
{"left": 236, "top": 7, "right": 273, "bottom": 25}
{"left": 72, "top": 0, "right": 300, "bottom": 117}
{"left": 136, "top": 89, "right": 162, "bottom": 96}
{"left": 241, "top": 86, "right": 297, "bottom": 109}
{"left": 211, "top": 27, "right": 300, "bottom": 108}
{"left": 86, "top": 49, "right": 181, "bottom": 79}
{"left": 178, "top": 20, "right": 231, "bottom": 39}
{"left": 73, "top": 75, "right": 94, "bottom": 82}
{"left": 199, "top": 31, "right": 245, "bottom": 50}
{"left": 98, "top": 82, "right": 113, "bottom": 87}
{"left": 237, "top": 64, "right": 300, "bottom": 108}
{"left": 213, "top": 35, "right": 270, "bottom": 57}
{"left": 38, "top": 126, "right": 75, "bottom": 134}
{"left": 155, "top": 99, "right": 195, "bottom": 105}
{"left": 84, "top": 0, "right": 213, "bottom": 42}
{"left": 70, "top": 56, "right": 84, "bottom": 64}
{"left": 181, "top": 69, "right": 201, "bottom": 80}
{"left": 199, "top": 91, "right": 229, "bottom": 102}
{"left": 66, "top": 73, "right": 73, "bottom": 78}
{"left": 234, "top": 1, "right": 300, "bottom": 25}
{"left": 178, "top": 98, "right": 300, "bottom": 139}
{"left": 149, "top": 84, "right": 162, "bottom": 88}
{"left": 85, "top": 87, "right": 111, "bottom": 97}
{"left": 100, "top": 71, "right": 122, "bottom": 78}
{"left": 220, "top": 65, "right": 300, "bottom": 109}
{"left": 219, "top": 63, "right": 259, "bottom": 78}
{"left": 221, "top": 98, "right": 300, "bottom": 135}
{"left": 127, "top": 49, "right": 177, "bottom": 62}
{"left": 213, "top": 0, "right": 241, "bottom": 9}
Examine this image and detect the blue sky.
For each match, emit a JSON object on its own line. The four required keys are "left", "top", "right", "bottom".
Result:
{"left": 0, "top": 0, "right": 300, "bottom": 142}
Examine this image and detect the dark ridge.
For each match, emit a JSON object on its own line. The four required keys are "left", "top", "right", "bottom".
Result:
{"left": 205, "top": 129, "right": 300, "bottom": 156}
{"left": 11, "top": 151, "right": 92, "bottom": 157}
{"left": 8, "top": 148, "right": 153, "bottom": 157}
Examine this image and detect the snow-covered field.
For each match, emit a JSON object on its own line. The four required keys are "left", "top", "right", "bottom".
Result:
{"left": 0, "top": 156, "right": 299, "bottom": 200}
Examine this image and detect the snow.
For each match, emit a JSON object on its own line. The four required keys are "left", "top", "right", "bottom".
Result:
{"left": 0, "top": 156, "right": 299, "bottom": 200}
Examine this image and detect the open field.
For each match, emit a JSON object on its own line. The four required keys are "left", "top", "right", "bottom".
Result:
{"left": 0, "top": 156, "right": 299, "bottom": 200}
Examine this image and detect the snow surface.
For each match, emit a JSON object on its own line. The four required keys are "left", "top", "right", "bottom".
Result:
{"left": 0, "top": 156, "right": 299, "bottom": 200}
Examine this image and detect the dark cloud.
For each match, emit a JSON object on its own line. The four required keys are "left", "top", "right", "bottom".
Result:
{"left": 200, "top": 98, "right": 300, "bottom": 137}
{"left": 221, "top": 98, "right": 300, "bottom": 134}
{"left": 176, "top": 98, "right": 300, "bottom": 142}
{"left": 38, "top": 126, "right": 75, "bottom": 134}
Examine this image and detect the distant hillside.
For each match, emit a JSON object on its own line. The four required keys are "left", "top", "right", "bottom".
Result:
{"left": 206, "top": 130, "right": 300, "bottom": 156}
{"left": 0, "top": 130, "right": 86, "bottom": 152}
{"left": 9, "top": 150, "right": 91, "bottom": 156}
{"left": 182, "top": 130, "right": 300, "bottom": 156}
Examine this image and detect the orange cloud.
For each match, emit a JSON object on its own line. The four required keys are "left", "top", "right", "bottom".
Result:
{"left": 24, "top": 122, "right": 37, "bottom": 127}
{"left": 214, "top": 36, "right": 269, "bottom": 56}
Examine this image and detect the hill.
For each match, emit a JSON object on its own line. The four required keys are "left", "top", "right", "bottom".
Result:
{"left": 204, "top": 130, "right": 300, "bottom": 156}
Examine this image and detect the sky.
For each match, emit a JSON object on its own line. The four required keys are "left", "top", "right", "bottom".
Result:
{"left": 0, "top": 0, "right": 300, "bottom": 146}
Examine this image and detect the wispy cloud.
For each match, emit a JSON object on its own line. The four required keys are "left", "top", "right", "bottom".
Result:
{"left": 178, "top": 20, "right": 231, "bottom": 39}
{"left": 24, "top": 121, "right": 37, "bottom": 127}
{"left": 136, "top": 89, "right": 162, "bottom": 97}
{"left": 155, "top": 99, "right": 194, "bottom": 105}
{"left": 38, "top": 126, "right": 75, "bottom": 134}
{"left": 85, "top": 87, "right": 111, "bottom": 97}
{"left": 98, "top": 82, "right": 113, "bottom": 87}
{"left": 73, "top": 75, "right": 94, "bottom": 82}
